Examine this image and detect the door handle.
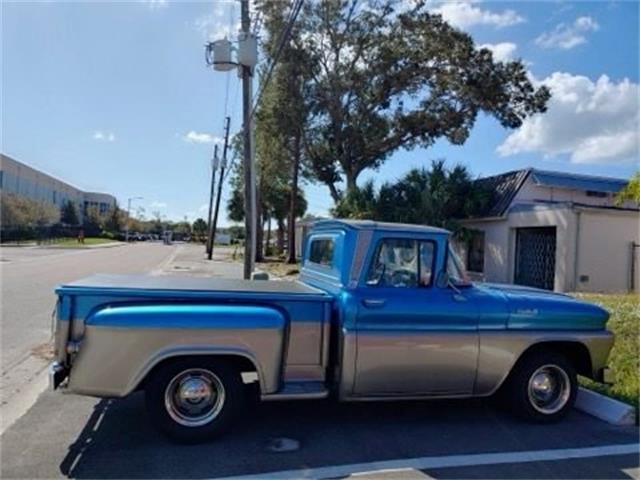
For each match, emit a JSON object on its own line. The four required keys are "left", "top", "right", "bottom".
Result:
{"left": 362, "top": 298, "right": 386, "bottom": 308}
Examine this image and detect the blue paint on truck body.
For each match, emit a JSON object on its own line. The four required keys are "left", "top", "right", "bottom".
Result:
{"left": 58, "top": 219, "right": 609, "bottom": 335}
{"left": 87, "top": 304, "right": 287, "bottom": 330}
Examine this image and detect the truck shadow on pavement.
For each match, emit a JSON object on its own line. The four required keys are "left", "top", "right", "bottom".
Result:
{"left": 58, "top": 393, "right": 638, "bottom": 479}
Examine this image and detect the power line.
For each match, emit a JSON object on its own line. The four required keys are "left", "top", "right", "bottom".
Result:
{"left": 228, "top": 76, "right": 241, "bottom": 130}
{"left": 251, "top": 0, "right": 302, "bottom": 111}
{"left": 221, "top": 2, "right": 235, "bottom": 123}
{"left": 250, "top": 0, "right": 304, "bottom": 118}
{"left": 252, "top": 7, "right": 263, "bottom": 36}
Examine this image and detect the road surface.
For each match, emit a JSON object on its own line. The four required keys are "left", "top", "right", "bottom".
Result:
{"left": 1, "top": 243, "right": 637, "bottom": 479}
{"left": 0, "top": 242, "right": 177, "bottom": 431}
{"left": 1, "top": 392, "right": 637, "bottom": 478}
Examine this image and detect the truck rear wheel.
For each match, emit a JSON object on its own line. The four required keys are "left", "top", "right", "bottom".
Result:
{"left": 506, "top": 350, "right": 577, "bottom": 423}
{"left": 145, "top": 358, "right": 244, "bottom": 443}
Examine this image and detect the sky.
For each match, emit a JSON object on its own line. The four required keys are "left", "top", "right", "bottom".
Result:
{"left": 2, "top": 0, "right": 639, "bottom": 225}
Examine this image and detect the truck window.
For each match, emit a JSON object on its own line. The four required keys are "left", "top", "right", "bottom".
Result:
{"left": 366, "top": 239, "right": 435, "bottom": 288}
{"left": 309, "top": 238, "right": 334, "bottom": 266}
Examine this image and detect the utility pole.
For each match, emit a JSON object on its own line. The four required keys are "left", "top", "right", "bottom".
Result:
{"left": 209, "top": 116, "right": 231, "bottom": 259}
{"left": 204, "top": 0, "right": 256, "bottom": 278}
{"left": 205, "top": 144, "right": 219, "bottom": 257}
{"left": 240, "top": 0, "right": 256, "bottom": 280}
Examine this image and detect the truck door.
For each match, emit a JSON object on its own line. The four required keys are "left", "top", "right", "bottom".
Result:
{"left": 353, "top": 237, "right": 479, "bottom": 396}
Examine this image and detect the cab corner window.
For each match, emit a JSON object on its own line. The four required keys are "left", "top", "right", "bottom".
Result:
{"left": 419, "top": 241, "right": 435, "bottom": 286}
{"left": 308, "top": 238, "right": 334, "bottom": 267}
{"left": 366, "top": 239, "right": 435, "bottom": 288}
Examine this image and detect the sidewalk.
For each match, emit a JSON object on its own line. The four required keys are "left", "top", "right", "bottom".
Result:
{"left": 1, "top": 241, "right": 124, "bottom": 249}
{"left": 154, "top": 242, "right": 243, "bottom": 278}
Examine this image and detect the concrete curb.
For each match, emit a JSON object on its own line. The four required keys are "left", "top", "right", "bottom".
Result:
{"left": 0, "top": 362, "right": 49, "bottom": 436}
{"left": 575, "top": 387, "right": 636, "bottom": 426}
{"left": 47, "top": 241, "right": 125, "bottom": 249}
{"left": 0, "top": 243, "right": 38, "bottom": 248}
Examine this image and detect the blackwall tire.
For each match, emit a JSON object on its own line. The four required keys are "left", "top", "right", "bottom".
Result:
{"left": 145, "top": 358, "right": 244, "bottom": 443}
{"left": 506, "top": 350, "right": 577, "bottom": 423}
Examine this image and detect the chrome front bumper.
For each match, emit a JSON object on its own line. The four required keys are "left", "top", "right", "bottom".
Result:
{"left": 49, "top": 362, "right": 68, "bottom": 390}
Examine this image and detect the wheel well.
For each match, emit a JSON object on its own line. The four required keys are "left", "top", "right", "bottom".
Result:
{"left": 516, "top": 341, "right": 593, "bottom": 377}
{"left": 137, "top": 354, "right": 259, "bottom": 391}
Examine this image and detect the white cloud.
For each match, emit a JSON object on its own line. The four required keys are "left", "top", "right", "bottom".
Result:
{"left": 431, "top": 1, "right": 524, "bottom": 29}
{"left": 498, "top": 72, "right": 639, "bottom": 164}
{"left": 183, "top": 131, "right": 222, "bottom": 145}
{"left": 93, "top": 131, "right": 115, "bottom": 142}
{"left": 194, "top": 4, "right": 240, "bottom": 42}
{"left": 535, "top": 16, "right": 599, "bottom": 50}
{"left": 150, "top": 201, "right": 167, "bottom": 209}
{"left": 478, "top": 42, "right": 517, "bottom": 62}
{"left": 198, "top": 203, "right": 209, "bottom": 212}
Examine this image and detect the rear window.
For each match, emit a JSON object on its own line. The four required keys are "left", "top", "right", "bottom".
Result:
{"left": 309, "top": 238, "right": 334, "bottom": 266}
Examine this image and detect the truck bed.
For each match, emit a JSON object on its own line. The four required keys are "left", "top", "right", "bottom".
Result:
{"left": 57, "top": 274, "right": 331, "bottom": 302}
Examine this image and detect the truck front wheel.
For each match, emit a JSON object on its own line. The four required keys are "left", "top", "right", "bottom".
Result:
{"left": 145, "top": 358, "right": 244, "bottom": 443}
{"left": 506, "top": 350, "right": 577, "bottom": 423}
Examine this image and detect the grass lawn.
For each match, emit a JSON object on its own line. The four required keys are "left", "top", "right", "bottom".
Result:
{"left": 255, "top": 257, "right": 300, "bottom": 278}
{"left": 574, "top": 293, "right": 639, "bottom": 409}
{"left": 50, "top": 237, "right": 120, "bottom": 247}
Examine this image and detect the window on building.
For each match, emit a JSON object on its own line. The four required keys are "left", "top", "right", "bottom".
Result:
{"left": 0, "top": 171, "right": 3, "bottom": 189}
{"left": 308, "top": 238, "right": 334, "bottom": 266}
{"left": 366, "top": 239, "right": 436, "bottom": 288}
{"left": 586, "top": 190, "right": 607, "bottom": 198}
{"left": 53, "top": 191, "right": 57, "bottom": 204}
{"left": 466, "top": 231, "right": 485, "bottom": 273}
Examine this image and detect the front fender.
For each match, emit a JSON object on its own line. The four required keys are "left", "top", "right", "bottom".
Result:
{"left": 67, "top": 304, "right": 287, "bottom": 397}
{"left": 475, "top": 330, "right": 614, "bottom": 396}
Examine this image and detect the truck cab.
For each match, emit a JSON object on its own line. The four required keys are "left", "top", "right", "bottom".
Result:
{"left": 301, "top": 220, "right": 479, "bottom": 397}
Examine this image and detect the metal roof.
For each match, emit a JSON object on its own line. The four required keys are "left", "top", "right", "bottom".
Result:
{"left": 472, "top": 168, "right": 629, "bottom": 218}
{"left": 474, "top": 169, "right": 531, "bottom": 217}
{"left": 530, "top": 169, "right": 628, "bottom": 193}
{"left": 312, "top": 219, "right": 450, "bottom": 235}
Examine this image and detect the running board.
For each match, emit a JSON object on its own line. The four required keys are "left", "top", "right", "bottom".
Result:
{"left": 262, "top": 381, "right": 329, "bottom": 401}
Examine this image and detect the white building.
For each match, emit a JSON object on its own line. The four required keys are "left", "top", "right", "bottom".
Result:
{"left": 456, "top": 169, "right": 639, "bottom": 293}
{"left": 0, "top": 153, "right": 116, "bottom": 223}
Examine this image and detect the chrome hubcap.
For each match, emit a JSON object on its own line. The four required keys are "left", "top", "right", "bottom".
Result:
{"left": 164, "top": 368, "right": 225, "bottom": 427}
{"left": 527, "top": 364, "right": 571, "bottom": 415}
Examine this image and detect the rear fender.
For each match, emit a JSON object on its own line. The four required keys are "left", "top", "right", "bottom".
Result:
{"left": 67, "top": 303, "right": 287, "bottom": 397}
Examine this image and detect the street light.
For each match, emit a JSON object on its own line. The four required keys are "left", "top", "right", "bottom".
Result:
{"left": 125, "top": 196, "right": 143, "bottom": 242}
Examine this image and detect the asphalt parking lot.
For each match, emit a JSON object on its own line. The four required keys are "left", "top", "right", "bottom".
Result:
{"left": 1, "top": 390, "right": 638, "bottom": 479}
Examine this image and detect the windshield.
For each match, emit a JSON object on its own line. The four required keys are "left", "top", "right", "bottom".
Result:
{"left": 447, "top": 245, "right": 471, "bottom": 287}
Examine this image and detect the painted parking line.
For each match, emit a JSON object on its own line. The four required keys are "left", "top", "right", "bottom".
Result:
{"left": 217, "top": 443, "right": 640, "bottom": 480}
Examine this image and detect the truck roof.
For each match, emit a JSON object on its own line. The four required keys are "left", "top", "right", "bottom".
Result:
{"left": 311, "top": 219, "right": 450, "bottom": 235}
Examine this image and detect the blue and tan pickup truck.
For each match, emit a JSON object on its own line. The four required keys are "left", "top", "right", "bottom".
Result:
{"left": 51, "top": 220, "right": 613, "bottom": 442}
